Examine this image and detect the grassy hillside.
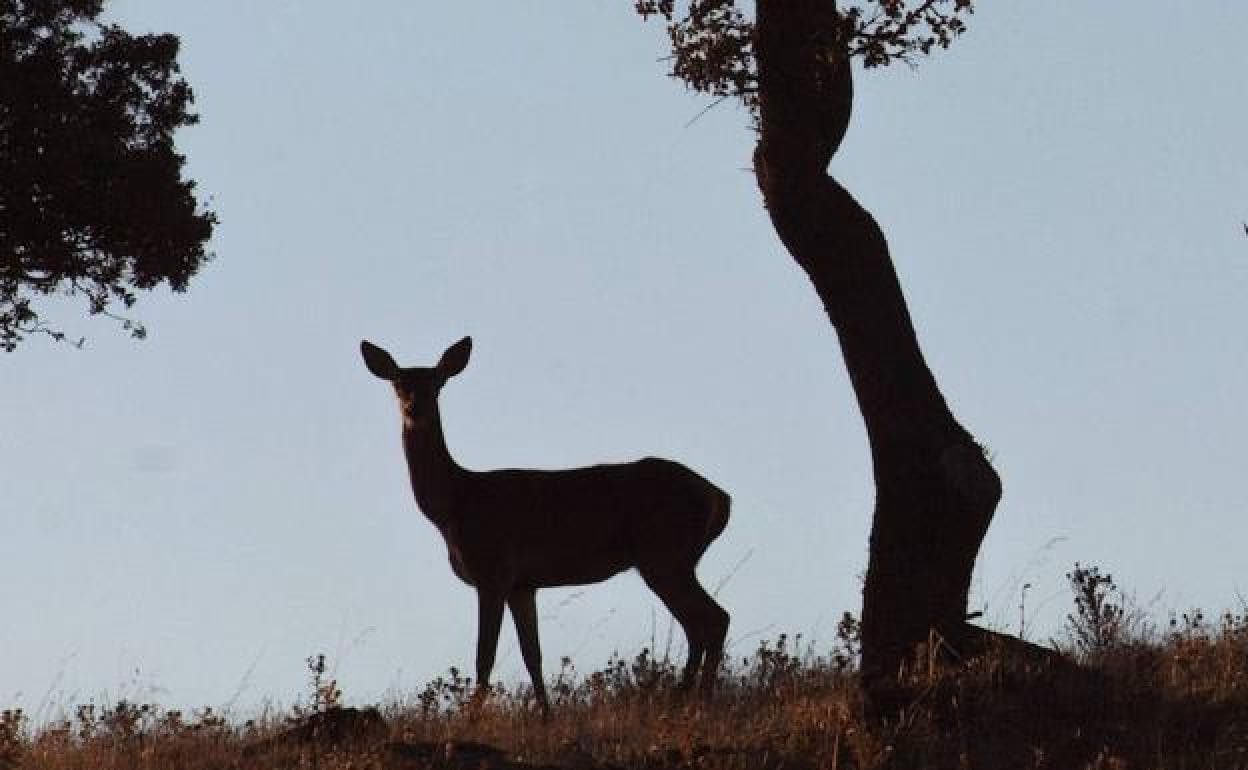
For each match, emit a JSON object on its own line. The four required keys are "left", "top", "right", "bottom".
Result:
{"left": 4, "top": 566, "right": 1247, "bottom": 769}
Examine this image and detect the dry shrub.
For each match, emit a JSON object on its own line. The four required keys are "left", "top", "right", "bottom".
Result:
{"left": 10, "top": 571, "right": 1248, "bottom": 769}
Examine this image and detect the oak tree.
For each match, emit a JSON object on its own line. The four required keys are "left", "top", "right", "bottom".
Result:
{"left": 0, "top": 0, "right": 214, "bottom": 351}
{"left": 635, "top": 0, "right": 1011, "bottom": 687}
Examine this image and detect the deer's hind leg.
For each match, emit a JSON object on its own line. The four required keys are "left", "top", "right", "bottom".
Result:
{"left": 639, "top": 568, "right": 730, "bottom": 694}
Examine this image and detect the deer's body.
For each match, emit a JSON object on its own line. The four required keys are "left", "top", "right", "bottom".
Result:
{"left": 362, "top": 338, "right": 730, "bottom": 715}
{"left": 429, "top": 460, "right": 729, "bottom": 590}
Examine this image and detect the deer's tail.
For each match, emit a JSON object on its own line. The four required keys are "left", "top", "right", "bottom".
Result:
{"left": 704, "top": 484, "right": 731, "bottom": 549}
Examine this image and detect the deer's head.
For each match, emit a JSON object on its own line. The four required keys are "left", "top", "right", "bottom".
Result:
{"left": 360, "top": 337, "right": 472, "bottom": 428}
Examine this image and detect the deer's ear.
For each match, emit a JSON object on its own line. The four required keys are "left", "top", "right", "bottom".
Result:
{"left": 360, "top": 340, "right": 400, "bottom": 380}
{"left": 437, "top": 336, "right": 472, "bottom": 380}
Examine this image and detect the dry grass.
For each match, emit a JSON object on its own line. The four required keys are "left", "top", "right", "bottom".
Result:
{"left": 6, "top": 574, "right": 1248, "bottom": 769}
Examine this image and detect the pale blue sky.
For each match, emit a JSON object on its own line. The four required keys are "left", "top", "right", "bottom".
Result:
{"left": 3, "top": 2, "right": 1245, "bottom": 716}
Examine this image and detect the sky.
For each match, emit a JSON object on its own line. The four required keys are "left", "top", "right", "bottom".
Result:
{"left": 2, "top": 2, "right": 1246, "bottom": 718}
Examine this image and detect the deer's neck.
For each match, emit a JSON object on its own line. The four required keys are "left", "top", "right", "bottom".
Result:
{"left": 400, "top": 410, "right": 465, "bottom": 531}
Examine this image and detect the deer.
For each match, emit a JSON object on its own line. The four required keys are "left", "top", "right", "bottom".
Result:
{"left": 360, "top": 337, "right": 730, "bottom": 716}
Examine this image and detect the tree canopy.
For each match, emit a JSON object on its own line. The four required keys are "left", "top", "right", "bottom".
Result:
{"left": 635, "top": 0, "right": 973, "bottom": 116}
{"left": 0, "top": 0, "right": 214, "bottom": 351}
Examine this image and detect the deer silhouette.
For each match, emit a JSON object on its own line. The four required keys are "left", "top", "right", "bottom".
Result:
{"left": 361, "top": 337, "right": 730, "bottom": 715}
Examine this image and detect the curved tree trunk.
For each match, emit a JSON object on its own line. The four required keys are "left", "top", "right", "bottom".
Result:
{"left": 752, "top": 0, "right": 1003, "bottom": 685}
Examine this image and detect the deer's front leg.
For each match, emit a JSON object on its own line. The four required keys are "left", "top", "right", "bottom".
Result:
{"left": 507, "top": 587, "right": 550, "bottom": 718}
{"left": 474, "top": 587, "right": 506, "bottom": 700}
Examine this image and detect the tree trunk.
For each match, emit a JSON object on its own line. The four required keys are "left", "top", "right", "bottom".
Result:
{"left": 752, "top": 0, "right": 1002, "bottom": 685}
